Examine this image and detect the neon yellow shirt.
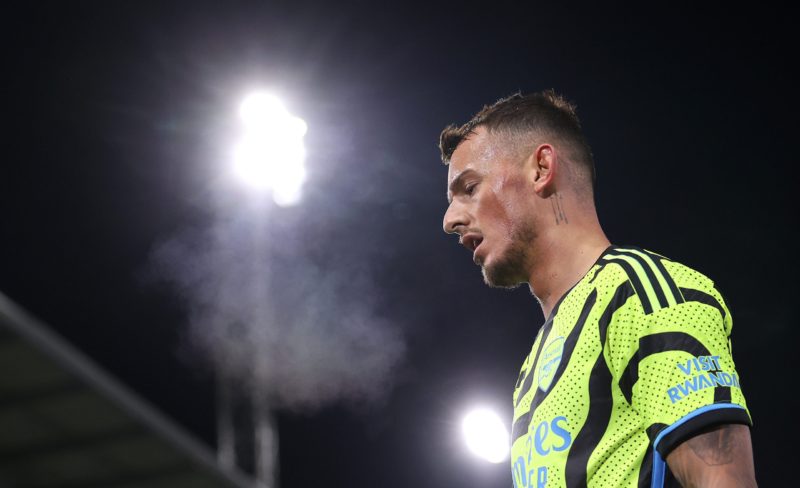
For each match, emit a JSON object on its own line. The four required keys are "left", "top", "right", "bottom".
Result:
{"left": 511, "top": 246, "right": 750, "bottom": 488}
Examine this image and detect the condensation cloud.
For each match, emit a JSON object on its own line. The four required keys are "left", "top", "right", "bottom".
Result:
{"left": 150, "top": 195, "right": 406, "bottom": 411}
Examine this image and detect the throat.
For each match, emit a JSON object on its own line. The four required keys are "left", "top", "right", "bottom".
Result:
{"left": 527, "top": 237, "right": 611, "bottom": 319}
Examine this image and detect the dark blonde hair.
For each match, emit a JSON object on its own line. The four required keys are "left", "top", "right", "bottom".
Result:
{"left": 439, "top": 90, "right": 595, "bottom": 193}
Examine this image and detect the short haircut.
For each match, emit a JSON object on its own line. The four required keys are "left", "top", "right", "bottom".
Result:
{"left": 438, "top": 90, "right": 595, "bottom": 193}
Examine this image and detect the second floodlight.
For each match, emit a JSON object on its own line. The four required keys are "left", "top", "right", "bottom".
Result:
{"left": 462, "top": 407, "right": 510, "bottom": 464}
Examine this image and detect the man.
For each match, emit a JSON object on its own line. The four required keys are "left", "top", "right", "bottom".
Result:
{"left": 439, "top": 91, "right": 756, "bottom": 488}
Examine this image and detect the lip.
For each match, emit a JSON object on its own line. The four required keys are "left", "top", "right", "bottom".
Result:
{"left": 460, "top": 233, "right": 484, "bottom": 262}
{"left": 472, "top": 241, "right": 485, "bottom": 265}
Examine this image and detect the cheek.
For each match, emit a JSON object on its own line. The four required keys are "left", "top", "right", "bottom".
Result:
{"left": 479, "top": 193, "right": 516, "bottom": 240}
{"left": 495, "top": 176, "right": 530, "bottom": 225}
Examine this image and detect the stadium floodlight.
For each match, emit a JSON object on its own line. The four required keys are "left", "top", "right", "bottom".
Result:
{"left": 233, "top": 91, "right": 308, "bottom": 206}
{"left": 462, "top": 407, "right": 510, "bottom": 464}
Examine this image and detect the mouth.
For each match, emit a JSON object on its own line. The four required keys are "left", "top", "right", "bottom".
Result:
{"left": 460, "top": 233, "right": 484, "bottom": 263}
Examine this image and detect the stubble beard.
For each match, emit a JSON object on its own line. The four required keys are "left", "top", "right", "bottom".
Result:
{"left": 481, "top": 223, "right": 536, "bottom": 289}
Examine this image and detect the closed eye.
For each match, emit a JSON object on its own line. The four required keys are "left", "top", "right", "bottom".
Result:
{"left": 447, "top": 169, "right": 480, "bottom": 204}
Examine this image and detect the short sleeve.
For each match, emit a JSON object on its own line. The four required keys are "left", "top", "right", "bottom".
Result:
{"left": 609, "top": 292, "right": 751, "bottom": 459}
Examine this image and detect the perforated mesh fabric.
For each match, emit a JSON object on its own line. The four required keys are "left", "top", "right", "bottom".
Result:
{"left": 510, "top": 247, "right": 750, "bottom": 488}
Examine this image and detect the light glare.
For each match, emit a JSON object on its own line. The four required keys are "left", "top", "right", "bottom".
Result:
{"left": 239, "top": 93, "right": 285, "bottom": 129}
{"left": 233, "top": 91, "right": 307, "bottom": 205}
{"left": 462, "top": 408, "right": 510, "bottom": 463}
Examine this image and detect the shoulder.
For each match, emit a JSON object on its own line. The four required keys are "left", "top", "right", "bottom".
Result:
{"left": 592, "top": 246, "right": 729, "bottom": 318}
{"left": 593, "top": 246, "right": 688, "bottom": 315}
{"left": 591, "top": 247, "right": 736, "bottom": 364}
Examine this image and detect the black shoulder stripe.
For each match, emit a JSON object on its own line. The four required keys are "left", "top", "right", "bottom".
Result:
{"left": 611, "top": 249, "right": 670, "bottom": 309}
{"left": 679, "top": 287, "right": 726, "bottom": 320}
{"left": 608, "top": 247, "right": 687, "bottom": 312}
{"left": 618, "top": 332, "right": 711, "bottom": 404}
{"left": 599, "top": 258, "right": 654, "bottom": 315}
{"left": 635, "top": 247, "right": 685, "bottom": 305}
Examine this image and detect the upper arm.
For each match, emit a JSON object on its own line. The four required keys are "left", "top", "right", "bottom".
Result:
{"left": 600, "top": 256, "right": 754, "bottom": 485}
{"left": 666, "top": 423, "right": 757, "bottom": 488}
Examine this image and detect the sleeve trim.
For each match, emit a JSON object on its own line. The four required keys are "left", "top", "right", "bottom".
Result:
{"left": 653, "top": 403, "right": 751, "bottom": 458}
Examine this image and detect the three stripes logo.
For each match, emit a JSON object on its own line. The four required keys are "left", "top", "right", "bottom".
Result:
{"left": 600, "top": 247, "right": 685, "bottom": 315}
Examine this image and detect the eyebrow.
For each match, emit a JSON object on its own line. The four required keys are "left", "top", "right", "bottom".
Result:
{"left": 447, "top": 170, "right": 476, "bottom": 204}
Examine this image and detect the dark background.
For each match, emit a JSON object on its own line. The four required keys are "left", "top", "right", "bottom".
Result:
{"left": 2, "top": 2, "right": 796, "bottom": 486}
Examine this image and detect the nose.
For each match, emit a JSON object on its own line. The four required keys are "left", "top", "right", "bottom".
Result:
{"left": 443, "top": 202, "right": 468, "bottom": 235}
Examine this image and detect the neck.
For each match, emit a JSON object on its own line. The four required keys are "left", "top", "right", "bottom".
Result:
{"left": 527, "top": 217, "right": 610, "bottom": 319}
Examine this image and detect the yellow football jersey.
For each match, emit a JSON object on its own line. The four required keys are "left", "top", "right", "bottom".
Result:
{"left": 511, "top": 246, "right": 750, "bottom": 488}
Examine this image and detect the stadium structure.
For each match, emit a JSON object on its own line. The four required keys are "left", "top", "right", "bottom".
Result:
{"left": 0, "top": 291, "right": 259, "bottom": 488}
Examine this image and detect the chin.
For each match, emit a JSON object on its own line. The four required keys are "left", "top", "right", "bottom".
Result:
{"left": 481, "top": 258, "right": 525, "bottom": 289}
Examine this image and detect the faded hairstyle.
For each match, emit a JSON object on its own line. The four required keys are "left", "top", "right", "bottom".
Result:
{"left": 439, "top": 90, "right": 596, "bottom": 195}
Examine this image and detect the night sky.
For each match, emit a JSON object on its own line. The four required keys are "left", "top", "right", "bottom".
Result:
{"left": 3, "top": 2, "right": 796, "bottom": 487}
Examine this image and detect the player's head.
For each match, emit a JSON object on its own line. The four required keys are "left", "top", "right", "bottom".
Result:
{"left": 440, "top": 90, "right": 596, "bottom": 288}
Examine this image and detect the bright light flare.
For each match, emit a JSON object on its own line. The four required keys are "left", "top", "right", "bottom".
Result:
{"left": 233, "top": 92, "right": 307, "bottom": 206}
{"left": 462, "top": 407, "right": 510, "bottom": 464}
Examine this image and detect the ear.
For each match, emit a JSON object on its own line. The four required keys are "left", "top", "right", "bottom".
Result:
{"left": 530, "top": 144, "right": 557, "bottom": 197}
